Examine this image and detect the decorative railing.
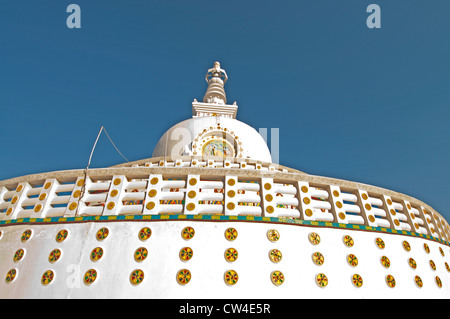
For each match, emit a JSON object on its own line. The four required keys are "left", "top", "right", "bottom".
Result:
{"left": 0, "top": 156, "right": 449, "bottom": 244}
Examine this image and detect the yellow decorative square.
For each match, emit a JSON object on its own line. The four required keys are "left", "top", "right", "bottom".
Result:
{"left": 107, "top": 216, "right": 117, "bottom": 220}
{"left": 246, "top": 216, "right": 254, "bottom": 220}
{"left": 43, "top": 218, "right": 51, "bottom": 222}
{"left": 178, "top": 215, "right": 187, "bottom": 219}
{"left": 17, "top": 219, "right": 24, "bottom": 223}
{"left": 75, "top": 217, "right": 83, "bottom": 221}
{"left": 125, "top": 215, "right": 134, "bottom": 220}
{"left": 352, "top": 225, "right": 360, "bottom": 229}
{"left": 58, "top": 218, "right": 67, "bottom": 222}
{"left": 161, "top": 214, "right": 170, "bottom": 219}
{"left": 194, "top": 215, "right": 203, "bottom": 219}
{"left": 29, "top": 218, "right": 37, "bottom": 222}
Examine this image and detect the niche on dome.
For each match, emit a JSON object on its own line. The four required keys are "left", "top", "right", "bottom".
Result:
{"left": 202, "top": 137, "right": 234, "bottom": 157}
{"left": 191, "top": 126, "right": 243, "bottom": 158}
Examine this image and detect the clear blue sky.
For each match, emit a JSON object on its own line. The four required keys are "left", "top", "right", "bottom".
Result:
{"left": 1, "top": 1, "right": 449, "bottom": 222}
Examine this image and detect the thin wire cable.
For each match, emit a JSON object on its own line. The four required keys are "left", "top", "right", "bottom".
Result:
{"left": 102, "top": 127, "right": 129, "bottom": 163}
{"left": 76, "top": 126, "right": 129, "bottom": 215}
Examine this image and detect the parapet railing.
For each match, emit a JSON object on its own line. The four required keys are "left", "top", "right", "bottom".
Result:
{"left": 0, "top": 157, "right": 449, "bottom": 244}
{"left": 110, "top": 156, "right": 304, "bottom": 174}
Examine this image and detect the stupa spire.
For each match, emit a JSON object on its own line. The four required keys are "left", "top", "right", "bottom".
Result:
{"left": 192, "top": 61, "right": 238, "bottom": 119}
{"left": 203, "top": 61, "right": 228, "bottom": 105}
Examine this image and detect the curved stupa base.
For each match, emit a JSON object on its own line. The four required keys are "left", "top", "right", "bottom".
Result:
{"left": 1, "top": 215, "right": 449, "bottom": 298}
{"left": 1, "top": 63, "right": 449, "bottom": 299}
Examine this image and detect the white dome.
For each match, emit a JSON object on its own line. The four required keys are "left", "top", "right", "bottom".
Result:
{"left": 152, "top": 116, "right": 272, "bottom": 163}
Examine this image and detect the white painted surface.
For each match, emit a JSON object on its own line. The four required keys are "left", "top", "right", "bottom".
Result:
{"left": 1, "top": 220, "right": 449, "bottom": 298}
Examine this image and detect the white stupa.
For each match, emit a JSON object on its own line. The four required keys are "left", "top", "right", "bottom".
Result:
{"left": 0, "top": 62, "right": 449, "bottom": 299}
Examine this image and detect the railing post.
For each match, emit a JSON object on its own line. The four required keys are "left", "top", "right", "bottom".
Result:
{"left": 419, "top": 206, "right": 441, "bottom": 239}
{"left": 224, "top": 175, "right": 238, "bottom": 216}
{"left": 6, "top": 182, "right": 32, "bottom": 220}
{"left": 103, "top": 175, "right": 127, "bottom": 216}
{"left": 34, "top": 179, "right": 60, "bottom": 218}
{"left": 184, "top": 175, "right": 200, "bottom": 215}
{"left": 400, "top": 200, "right": 424, "bottom": 235}
{"left": 380, "top": 195, "right": 403, "bottom": 231}
{"left": 64, "top": 176, "right": 90, "bottom": 217}
{"left": 260, "top": 177, "right": 274, "bottom": 217}
{"left": 143, "top": 174, "right": 163, "bottom": 215}
{"left": 326, "top": 185, "right": 346, "bottom": 224}
{"left": 355, "top": 190, "right": 378, "bottom": 227}
{"left": 297, "top": 181, "right": 314, "bottom": 221}
{"left": 0, "top": 186, "right": 9, "bottom": 220}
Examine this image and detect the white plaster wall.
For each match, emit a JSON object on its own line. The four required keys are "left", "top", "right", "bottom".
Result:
{"left": 0, "top": 220, "right": 449, "bottom": 298}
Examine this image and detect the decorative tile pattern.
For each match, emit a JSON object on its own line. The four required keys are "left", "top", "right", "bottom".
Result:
{"left": 415, "top": 275, "right": 423, "bottom": 288}
{"left": 381, "top": 256, "right": 391, "bottom": 268}
{"left": 267, "top": 229, "right": 280, "bottom": 242}
{"left": 409, "top": 257, "right": 417, "bottom": 269}
{"left": 224, "top": 270, "right": 239, "bottom": 286}
{"left": 0, "top": 214, "right": 449, "bottom": 247}
{"left": 5, "top": 269, "right": 17, "bottom": 283}
{"left": 224, "top": 227, "right": 238, "bottom": 241}
{"left": 90, "top": 247, "right": 104, "bottom": 261}
{"left": 41, "top": 270, "right": 54, "bottom": 285}
{"left": 343, "top": 235, "right": 354, "bottom": 247}
{"left": 130, "top": 269, "right": 144, "bottom": 285}
{"left": 315, "top": 273, "right": 328, "bottom": 287}
{"left": 13, "top": 249, "right": 25, "bottom": 262}
{"left": 181, "top": 227, "right": 195, "bottom": 240}
{"left": 177, "top": 269, "right": 192, "bottom": 285}
{"left": 56, "top": 229, "right": 69, "bottom": 243}
{"left": 386, "top": 274, "right": 396, "bottom": 288}
{"left": 309, "top": 232, "right": 320, "bottom": 245}
{"left": 48, "top": 249, "right": 61, "bottom": 263}
{"left": 224, "top": 248, "right": 238, "bottom": 262}
{"left": 84, "top": 269, "right": 97, "bottom": 285}
{"left": 138, "top": 227, "right": 152, "bottom": 241}
{"left": 435, "top": 276, "right": 442, "bottom": 288}
{"left": 375, "top": 237, "right": 385, "bottom": 249}
{"left": 179, "top": 247, "right": 193, "bottom": 262}
{"left": 312, "top": 252, "right": 325, "bottom": 265}
{"left": 96, "top": 227, "right": 109, "bottom": 241}
{"left": 271, "top": 270, "right": 285, "bottom": 286}
{"left": 402, "top": 240, "right": 411, "bottom": 252}
{"left": 352, "top": 274, "right": 363, "bottom": 287}
{"left": 134, "top": 247, "right": 148, "bottom": 262}
{"left": 347, "top": 254, "right": 358, "bottom": 267}
{"left": 269, "top": 249, "right": 282, "bottom": 263}
{"left": 429, "top": 260, "right": 436, "bottom": 271}
{"left": 21, "top": 229, "right": 32, "bottom": 242}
